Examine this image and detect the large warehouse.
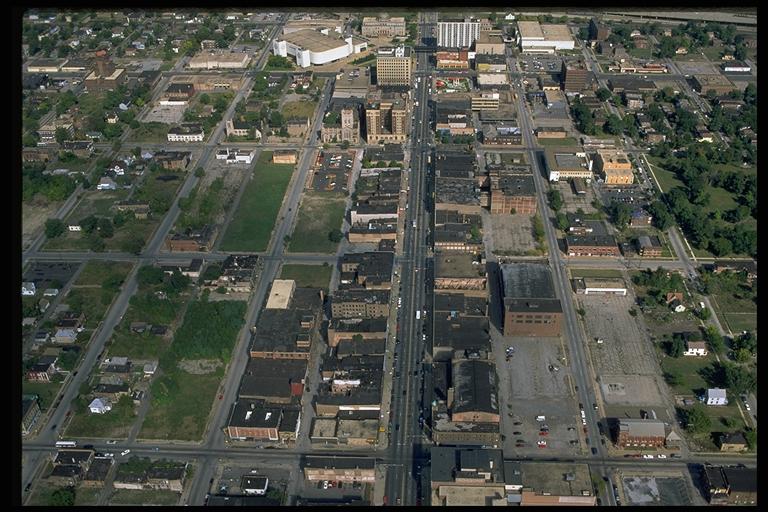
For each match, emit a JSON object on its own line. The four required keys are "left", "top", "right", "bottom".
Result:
{"left": 273, "top": 29, "right": 367, "bottom": 68}
{"left": 516, "top": 21, "right": 575, "bottom": 53}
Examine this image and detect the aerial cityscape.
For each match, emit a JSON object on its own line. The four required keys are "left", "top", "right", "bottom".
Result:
{"left": 20, "top": 8, "right": 756, "bottom": 506}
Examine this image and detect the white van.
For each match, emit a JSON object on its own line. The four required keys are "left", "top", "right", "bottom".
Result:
{"left": 536, "top": 415, "right": 546, "bottom": 422}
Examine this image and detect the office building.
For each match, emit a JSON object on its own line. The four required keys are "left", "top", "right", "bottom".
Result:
{"left": 361, "top": 16, "right": 406, "bottom": 38}
{"left": 438, "top": 20, "right": 481, "bottom": 48}
{"left": 561, "top": 60, "right": 589, "bottom": 91}
{"left": 365, "top": 90, "right": 409, "bottom": 144}
{"left": 516, "top": 21, "right": 575, "bottom": 53}
{"left": 376, "top": 46, "right": 412, "bottom": 86}
{"left": 501, "top": 263, "right": 563, "bottom": 337}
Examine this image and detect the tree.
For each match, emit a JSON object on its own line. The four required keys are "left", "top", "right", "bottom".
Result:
{"left": 596, "top": 88, "right": 612, "bottom": 102}
{"left": 744, "top": 429, "right": 757, "bottom": 450}
{"left": 732, "top": 331, "right": 757, "bottom": 356}
{"left": 555, "top": 212, "right": 569, "bottom": 231}
{"left": 164, "top": 269, "right": 190, "bottom": 295}
{"left": 328, "top": 230, "right": 343, "bottom": 243}
{"left": 120, "top": 235, "right": 144, "bottom": 255}
{"left": 88, "top": 235, "right": 105, "bottom": 252}
{"left": 102, "top": 273, "right": 124, "bottom": 292}
{"left": 698, "top": 307, "right": 711, "bottom": 320}
{"left": 199, "top": 93, "right": 211, "bottom": 105}
{"left": 137, "top": 265, "right": 165, "bottom": 287}
{"left": 547, "top": 190, "right": 563, "bottom": 211}
{"left": 98, "top": 217, "right": 114, "bottom": 238}
{"left": 704, "top": 325, "right": 725, "bottom": 354}
{"left": 668, "top": 334, "right": 685, "bottom": 358}
{"left": 607, "top": 201, "right": 632, "bottom": 230}
{"left": 79, "top": 215, "right": 99, "bottom": 235}
{"left": 55, "top": 127, "right": 70, "bottom": 145}
{"left": 49, "top": 486, "right": 76, "bottom": 506}
{"left": 722, "top": 363, "right": 756, "bottom": 395}
{"left": 194, "top": 167, "right": 205, "bottom": 178}
{"left": 45, "top": 218, "right": 65, "bottom": 238}
{"left": 684, "top": 405, "right": 711, "bottom": 434}
{"left": 603, "top": 114, "right": 624, "bottom": 135}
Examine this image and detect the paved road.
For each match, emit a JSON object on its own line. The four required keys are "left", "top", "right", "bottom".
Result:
{"left": 513, "top": 74, "right": 617, "bottom": 505}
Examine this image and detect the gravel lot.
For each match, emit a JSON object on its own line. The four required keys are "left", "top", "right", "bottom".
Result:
{"left": 599, "top": 375, "right": 666, "bottom": 407}
{"left": 143, "top": 104, "right": 187, "bottom": 124}
{"left": 489, "top": 214, "right": 537, "bottom": 255}
{"left": 578, "top": 294, "right": 658, "bottom": 376}
{"left": 674, "top": 61, "right": 718, "bottom": 75}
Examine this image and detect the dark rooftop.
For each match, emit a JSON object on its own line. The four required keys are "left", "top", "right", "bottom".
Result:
{"left": 227, "top": 401, "right": 282, "bottom": 429}
{"left": 239, "top": 358, "right": 308, "bottom": 400}
{"left": 500, "top": 262, "right": 556, "bottom": 299}
{"left": 452, "top": 359, "right": 498, "bottom": 416}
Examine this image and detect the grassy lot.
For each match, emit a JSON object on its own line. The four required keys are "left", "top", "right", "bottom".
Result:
{"left": 219, "top": 151, "right": 294, "bottom": 252}
{"left": 140, "top": 300, "right": 246, "bottom": 441}
{"left": 712, "top": 163, "right": 756, "bottom": 175}
{"left": 128, "top": 122, "right": 171, "bottom": 143}
{"left": 280, "top": 264, "right": 333, "bottom": 291}
{"left": 645, "top": 156, "right": 685, "bottom": 193}
{"left": 627, "top": 46, "right": 654, "bottom": 59}
{"left": 109, "top": 489, "right": 180, "bottom": 505}
{"left": 22, "top": 381, "right": 62, "bottom": 412}
{"left": 25, "top": 481, "right": 57, "bottom": 506}
{"left": 700, "top": 45, "right": 726, "bottom": 61}
{"left": 43, "top": 230, "right": 93, "bottom": 251}
{"left": 659, "top": 352, "right": 714, "bottom": 396}
{"left": 704, "top": 185, "right": 738, "bottom": 213}
{"left": 77, "top": 260, "right": 134, "bottom": 286}
{"left": 74, "top": 487, "right": 102, "bottom": 506}
{"left": 64, "top": 189, "right": 130, "bottom": 223}
{"left": 705, "top": 273, "right": 757, "bottom": 333}
{"left": 537, "top": 137, "right": 579, "bottom": 147}
{"left": 288, "top": 191, "right": 347, "bottom": 254}
{"left": 722, "top": 313, "right": 756, "bottom": 333}
{"left": 65, "top": 287, "right": 114, "bottom": 329}
{"left": 64, "top": 395, "right": 136, "bottom": 439}
{"left": 569, "top": 268, "right": 623, "bottom": 279}
{"left": 139, "top": 368, "right": 224, "bottom": 441}
{"left": 109, "top": 329, "right": 173, "bottom": 360}
{"left": 282, "top": 100, "right": 318, "bottom": 119}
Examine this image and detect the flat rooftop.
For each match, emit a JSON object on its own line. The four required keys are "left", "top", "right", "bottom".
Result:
{"left": 435, "top": 254, "right": 483, "bottom": 279}
{"left": 520, "top": 462, "right": 593, "bottom": 497}
{"left": 541, "top": 24, "right": 573, "bottom": 41}
{"left": 265, "top": 279, "right": 295, "bottom": 309}
{"left": 517, "top": 21, "right": 544, "bottom": 39}
{"left": 282, "top": 29, "right": 348, "bottom": 53}
{"left": 500, "top": 263, "right": 556, "bottom": 299}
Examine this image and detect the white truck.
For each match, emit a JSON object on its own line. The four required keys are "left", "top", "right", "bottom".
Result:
{"left": 416, "top": 311, "right": 421, "bottom": 320}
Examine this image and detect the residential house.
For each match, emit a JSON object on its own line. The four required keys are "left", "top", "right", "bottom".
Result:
{"left": 719, "top": 432, "right": 748, "bottom": 452}
{"left": 53, "top": 329, "right": 77, "bottom": 344}
{"left": 88, "top": 398, "right": 113, "bottom": 414}
{"left": 21, "top": 282, "right": 36, "bottom": 296}
{"left": 96, "top": 177, "right": 118, "bottom": 190}
{"left": 706, "top": 388, "right": 728, "bottom": 406}
{"left": 683, "top": 341, "right": 708, "bottom": 356}
{"left": 27, "top": 356, "right": 58, "bottom": 382}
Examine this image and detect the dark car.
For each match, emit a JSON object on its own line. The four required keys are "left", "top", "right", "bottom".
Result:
{"left": 83, "top": 444, "right": 94, "bottom": 450}
{"left": 513, "top": 431, "right": 522, "bottom": 435}
{"left": 513, "top": 421, "right": 522, "bottom": 426}
{"left": 591, "top": 447, "right": 598, "bottom": 455}
{"left": 25, "top": 483, "right": 32, "bottom": 492}
{"left": 395, "top": 424, "right": 400, "bottom": 431}
{"left": 51, "top": 424, "right": 57, "bottom": 430}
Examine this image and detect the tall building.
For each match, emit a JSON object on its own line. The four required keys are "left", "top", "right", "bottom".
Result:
{"left": 438, "top": 20, "right": 480, "bottom": 49}
{"left": 365, "top": 91, "right": 409, "bottom": 144}
{"left": 589, "top": 18, "right": 610, "bottom": 40}
{"left": 376, "top": 46, "right": 413, "bottom": 86}
{"left": 561, "top": 60, "right": 589, "bottom": 91}
{"left": 321, "top": 104, "right": 361, "bottom": 144}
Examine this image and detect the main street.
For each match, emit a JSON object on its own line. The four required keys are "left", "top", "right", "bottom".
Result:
{"left": 513, "top": 77, "right": 617, "bottom": 505}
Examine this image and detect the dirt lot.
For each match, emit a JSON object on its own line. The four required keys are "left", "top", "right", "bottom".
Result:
{"left": 578, "top": 294, "right": 658, "bottom": 376}
{"left": 177, "top": 359, "right": 222, "bottom": 375}
{"left": 551, "top": 180, "right": 598, "bottom": 214}
{"left": 488, "top": 214, "right": 538, "bottom": 255}
{"left": 490, "top": 325, "right": 583, "bottom": 457}
{"left": 599, "top": 375, "right": 666, "bottom": 408}
{"left": 22, "top": 198, "right": 62, "bottom": 249}
{"left": 674, "top": 61, "right": 718, "bottom": 75}
{"left": 143, "top": 104, "right": 187, "bottom": 124}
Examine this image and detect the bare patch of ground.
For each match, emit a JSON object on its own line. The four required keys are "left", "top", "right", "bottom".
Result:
{"left": 177, "top": 359, "right": 222, "bottom": 375}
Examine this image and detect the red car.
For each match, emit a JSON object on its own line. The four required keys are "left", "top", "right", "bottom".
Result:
{"left": 219, "top": 395, "right": 223, "bottom": 400}
{"left": 539, "top": 431, "right": 549, "bottom": 436}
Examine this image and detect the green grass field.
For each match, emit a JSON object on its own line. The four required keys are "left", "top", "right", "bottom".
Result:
{"left": 76, "top": 260, "right": 134, "bottom": 286}
{"left": 109, "top": 489, "right": 180, "bottom": 505}
{"left": 280, "top": 264, "right": 333, "bottom": 290}
{"left": 62, "top": 189, "right": 129, "bottom": 223}
{"left": 138, "top": 368, "right": 224, "bottom": 441}
{"left": 646, "top": 156, "right": 685, "bottom": 193}
{"left": 281, "top": 100, "right": 318, "bottom": 120}
{"left": 219, "top": 151, "right": 294, "bottom": 252}
{"left": 704, "top": 185, "right": 739, "bottom": 213}
{"left": 722, "top": 313, "right": 757, "bottom": 333}
{"left": 569, "top": 268, "right": 623, "bottom": 279}
{"left": 74, "top": 487, "right": 102, "bottom": 506}
{"left": 65, "top": 287, "right": 115, "bottom": 329}
{"left": 700, "top": 45, "right": 726, "bottom": 61}
{"left": 288, "top": 192, "right": 347, "bottom": 254}
{"left": 659, "top": 352, "right": 714, "bottom": 396}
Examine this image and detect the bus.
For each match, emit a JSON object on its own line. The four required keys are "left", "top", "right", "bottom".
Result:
{"left": 55, "top": 441, "right": 77, "bottom": 448}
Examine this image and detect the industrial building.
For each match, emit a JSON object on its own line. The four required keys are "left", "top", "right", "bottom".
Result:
{"left": 500, "top": 263, "right": 563, "bottom": 337}
{"left": 691, "top": 74, "right": 737, "bottom": 95}
{"left": 615, "top": 418, "right": 667, "bottom": 448}
{"left": 376, "top": 46, "right": 412, "bottom": 86}
{"left": 434, "top": 253, "right": 487, "bottom": 295}
{"left": 430, "top": 448, "right": 506, "bottom": 506}
{"left": 516, "top": 21, "right": 575, "bottom": 53}
{"left": 565, "top": 235, "right": 620, "bottom": 257}
{"left": 167, "top": 124, "right": 205, "bottom": 142}
{"left": 436, "top": 50, "right": 470, "bottom": 70}
{"left": 273, "top": 29, "right": 368, "bottom": 68}
{"left": 489, "top": 175, "right": 537, "bottom": 215}
{"left": 595, "top": 149, "right": 634, "bottom": 185}
{"left": 572, "top": 277, "right": 627, "bottom": 296}
{"left": 474, "top": 31, "right": 506, "bottom": 55}
{"left": 545, "top": 149, "right": 593, "bottom": 181}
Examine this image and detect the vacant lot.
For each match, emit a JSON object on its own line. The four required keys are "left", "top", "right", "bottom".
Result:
{"left": 288, "top": 191, "right": 347, "bottom": 254}
{"left": 538, "top": 137, "right": 579, "bottom": 147}
{"left": 551, "top": 179, "right": 597, "bottom": 214}
{"left": 282, "top": 99, "right": 318, "bottom": 120}
{"left": 280, "top": 264, "right": 333, "bottom": 290}
{"left": 22, "top": 198, "right": 62, "bottom": 249}
{"left": 659, "top": 352, "right": 714, "bottom": 397}
{"left": 127, "top": 122, "right": 171, "bottom": 143}
{"left": 578, "top": 294, "right": 658, "bottom": 376}
{"left": 77, "top": 260, "right": 134, "bottom": 287}
{"left": 622, "top": 475, "right": 695, "bottom": 506}
{"left": 219, "top": 151, "right": 294, "bottom": 252}
{"left": 600, "top": 375, "right": 666, "bottom": 408}
{"left": 65, "top": 395, "right": 136, "bottom": 439}
{"left": 143, "top": 104, "right": 186, "bottom": 124}
{"left": 645, "top": 156, "right": 684, "bottom": 194}
{"left": 74, "top": 487, "right": 102, "bottom": 505}
{"left": 109, "top": 489, "right": 180, "bottom": 505}
{"left": 570, "top": 268, "right": 623, "bottom": 279}
{"left": 489, "top": 214, "right": 538, "bottom": 256}
{"left": 22, "top": 381, "right": 62, "bottom": 412}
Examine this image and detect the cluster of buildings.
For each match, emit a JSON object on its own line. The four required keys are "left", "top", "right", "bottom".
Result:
{"left": 201, "top": 255, "right": 259, "bottom": 294}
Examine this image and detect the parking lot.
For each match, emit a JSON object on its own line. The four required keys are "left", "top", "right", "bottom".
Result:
{"left": 488, "top": 214, "right": 538, "bottom": 256}
{"left": 578, "top": 294, "right": 658, "bottom": 376}
{"left": 295, "top": 477, "right": 369, "bottom": 502}
{"left": 23, "top": 262, "right": 81, "bottom": 290}
{"left": 551, "top": 180, "right": 598, "bottom": 214}
{"left": 143, "top": 104, "right": 187, "bottom": 124}
{"left": 620, "top": 473, "right": 701, "bottom": 506}
{"left": 311, "top": 150, "right": 355, "bottom": 192}
{"left": 674, "top": 61, "right": 718, "bottom": 75}
{"left": 490, "top": 326, "right": 584, "bottom": 456}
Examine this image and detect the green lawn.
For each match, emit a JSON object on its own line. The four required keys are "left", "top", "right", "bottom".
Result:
{"left": 109, "top": 329, "right": 172, "bottom": 360}
{"left": 659, "top": 352, "right": 714, "bottom": 396}
{"left": 569, "top": 268, "right": 623, "bottom": 279}
{"left": 43, "top": 230, "right": 93, "bottom": 251}
{"left": 128, "top": 122, "right": 171, "bottom": 143}
{"left": 627, "top": 46, "right": 654, "bottom": 59}
{"left": 282, "top": 100, "right": 318, "bottom": 119}
{"left": 288, "top": 191, "right": 347, "bottom": 254}
{"left": 537, "top": 137, "right": 579, "bottom": 147}
{"left": 646, "top": 156, "right": 684, "bottom": 193}
{"left": 280, "top": 264, "right": 333, "bottom": 290}
{"left": 74, "top": 487, "right": 102, "bottom": 506}
{"left": 109, "top": 489, "right": 180, "bottom": 505}
{"left": 722, "top": 313, "right": 757, "bottom": 333}
{"left": 64, "top": 395, "right": 136, "bottom": 439}
{"left": 700, "top": 45, "right": 726, "bottom": 62}
{"left": 219, "top": 151, "right": 294, "bottom": 252}
{"left": 76, "top": 261, "right": 134, "bottom": 287}
{"left": 65, "top": 287, "right": 115, "bottom": 329}
{"left": 64, "top": 189, "right": 130, "bottom": 223}
{"left": 704, "top": 185, "right": 738, "bottom": 213}
{"left": 22, "top": 381, "right": 63, "bottom": 412}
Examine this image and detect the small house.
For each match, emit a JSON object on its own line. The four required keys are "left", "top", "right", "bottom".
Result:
{"left": 706, "top": 388, "right": 728, "bottom": 406}
{"left": 683, "top": 341, "right": 708, "bottom": 357}
{"left": 719, "top": 432, "right": 748, "bottom": 452}
{"left": 88, "top": 397, "right": 113, "bottom": 414}
{"left": 53, "top": 328, "right": 78, "bottom": 344}
{"left": 22, "top": 282, "right": 36, "bottom": 296}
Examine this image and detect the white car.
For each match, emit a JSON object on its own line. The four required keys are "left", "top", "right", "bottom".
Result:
{"left": 642, "top": 454, "right": 654, "bottom": 459}
{"left": 323, "top": 481, "right": 329, "bottom": 490}
{"left": 657, "top": 454, "right": 667, "bottom": 459}
{"left": 121, "top": 449, "right": 131, "bottom": 456}
{"left": 745, "top": 403, "right": 751, "bottom": 411}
